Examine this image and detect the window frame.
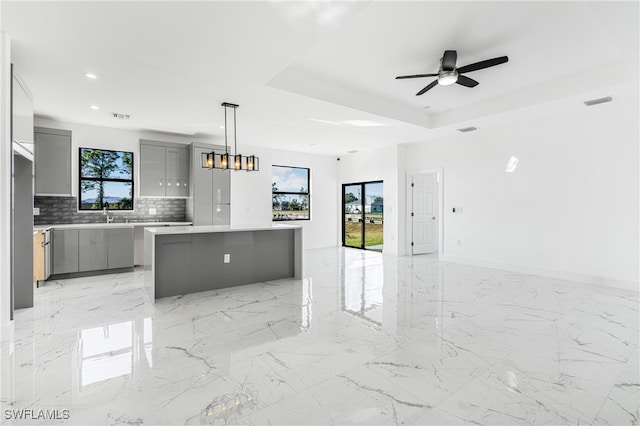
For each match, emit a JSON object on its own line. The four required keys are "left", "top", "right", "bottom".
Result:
{"left": 272, "top": 165, "right": 311, "bottom": 221}
{"left": 78, "top": 147, "right": 135, "bottom": 211}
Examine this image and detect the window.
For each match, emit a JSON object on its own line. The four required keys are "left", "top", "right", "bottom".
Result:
{"left": 79, "top": 148, "right": 134, "bottom": 210}
{"left": 272, "top": 165, "right": 310, "bottom": 221}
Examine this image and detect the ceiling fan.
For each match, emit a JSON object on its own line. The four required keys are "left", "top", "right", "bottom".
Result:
{"left": 396, "top": 50, "right": 508, "bottom": 96}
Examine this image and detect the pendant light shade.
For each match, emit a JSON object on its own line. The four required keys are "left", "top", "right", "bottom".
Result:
{"left": 201, "top": 102, "right": 259, "bottom": 172}
{"left": 201, "top": 152, "right": 215, "bottom": 169}
{"left": 244, "top": 155, "right": 259, "bottom": 171}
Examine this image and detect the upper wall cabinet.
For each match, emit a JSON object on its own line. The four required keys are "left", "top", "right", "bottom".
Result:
{"left": 34, "top": 127, "right": 72, "bottom": 196}
{"left": 139, "top": 140, "right": 189, "bottom": 198}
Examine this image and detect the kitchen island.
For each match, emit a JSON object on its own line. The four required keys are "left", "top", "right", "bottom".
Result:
{"left": 144, "top": 224, "right": 302, "bottom": 299}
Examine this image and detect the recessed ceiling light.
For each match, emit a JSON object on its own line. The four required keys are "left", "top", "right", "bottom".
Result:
{"left": 347, "top": 150, "right": 359, "bottom": 153}
{"left": 90, "top": 105, "right": 99, "bottom": 110}
{"left": 219, "top": 126, "right": 225, "bottom": 129}
{"left": 85, "top": 73, "right": 97, "bottom": 79}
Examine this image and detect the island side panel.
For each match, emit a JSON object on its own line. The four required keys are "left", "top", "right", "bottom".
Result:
{"left": 153, "top": 228, "right": 296, "bottom": 299}
{"left": 143, "top": 229, "right": 155, "bottom": 300}
{"left": 247, "top": 229, "right": 295, "bottom": 283}
{"left": 154, "top": 233, "right": 193, "bottom": 299}
{"left": 294, "top": 227, "right": 303, "bottom": 279}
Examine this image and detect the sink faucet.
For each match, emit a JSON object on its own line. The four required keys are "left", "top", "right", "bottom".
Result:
{"left": 103, "top": 202, "right": 114, "bottom": 223}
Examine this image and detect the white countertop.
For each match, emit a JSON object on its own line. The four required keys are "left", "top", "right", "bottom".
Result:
{"left": 34, "top": 222, "right": 192, "bottom": 231}
{"left": 145, "top": 223, "right": 301, "bottom": 235}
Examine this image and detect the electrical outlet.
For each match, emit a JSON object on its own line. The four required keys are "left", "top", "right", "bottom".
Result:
{"left": 149, "top": 207, "right": 157, "bottom": 215}
{"left": 224, "top": 254, "right": 230, "bottom": 263}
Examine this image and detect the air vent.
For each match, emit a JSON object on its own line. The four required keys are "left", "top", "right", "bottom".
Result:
{"left": 584, "top": 96, "right": 613, "bottom": 107}
{"left": 347, "top": 150, "right": 359, "bottom": 154}
{"left": 111, "top": 112, "right": 131, "bottom": 120}
{"left": 458, "top": 126, "right": 477, "bottom": 133}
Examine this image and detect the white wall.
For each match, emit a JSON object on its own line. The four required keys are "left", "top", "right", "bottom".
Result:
{"left": 0, "top": 32, "right": 12, "bottom": 339}
{"left": 230, "top": 146, "right": 339, "bottom": 250}
{"left": 403, "top": 98, "right": 639, "bottom": 289}
{"left": 337, "top": 145, "right": 402, "bottom": 255}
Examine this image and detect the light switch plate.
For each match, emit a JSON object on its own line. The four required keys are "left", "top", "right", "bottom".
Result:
{"left": 149, "top": 207, "right": 157, "bottom": 215}
{"left": 33, "top": 207, "right": 40, "bottom": 216}
{"left": 224, "top": 254, "right": 230, "bottom": 263}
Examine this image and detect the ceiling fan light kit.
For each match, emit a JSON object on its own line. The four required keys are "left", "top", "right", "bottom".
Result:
{"left": 437, "top": 70, "right": 458, "bottom": 86}
{"left": 396, "top": 50, "right": 509, "bottom": 96}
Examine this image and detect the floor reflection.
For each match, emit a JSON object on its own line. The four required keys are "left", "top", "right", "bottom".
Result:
{"left": 301, "top": 278, "right": 313, "bottom": 330}
{"left": 77, "top": 317, "right": 152, "bottom": 389}
{"left": 341, "top": 249, "right": 384, "bottom": 326}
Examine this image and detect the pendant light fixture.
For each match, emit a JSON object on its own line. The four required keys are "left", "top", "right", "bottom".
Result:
{"left": 201, "top": 102, "right": 259, "bottom": 172}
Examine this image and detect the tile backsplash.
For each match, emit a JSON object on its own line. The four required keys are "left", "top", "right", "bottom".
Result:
{"left": 34, "top": 196, "right": 187, "bottom": 225}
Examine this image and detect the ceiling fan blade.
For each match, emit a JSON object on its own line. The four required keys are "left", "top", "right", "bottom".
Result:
{"left": 457, "top": 56, "right": 508, "bottom": 74}
{"left": 456, "top": 74, "right": 479, "bottom": 87}
{"left": 396, "top": 73, "right": 439, "bottom": 79}
{"left": 442, "top": 50, "right": 457, "bottom": 71}
{"left": 416, "top": 80, "right": 438, "bottom": 96}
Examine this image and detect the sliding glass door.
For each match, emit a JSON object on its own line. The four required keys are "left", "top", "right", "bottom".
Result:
{"left": 342, "top": 181, "right": 383, "bottom": 251}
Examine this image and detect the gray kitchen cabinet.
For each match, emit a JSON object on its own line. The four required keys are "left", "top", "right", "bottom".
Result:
{"left": 188, "top": 143, "right": 230, "bottom": 226}
{"left": 34, "top": 127, "right": 71, "bottom": 196}
{"left": 212, "top": 168, "right": 230, "bottom": 204}
{"left": 107, "top": 228, "right": 134, "bottom": 269}
{"left": 52, "top": 229, "right": 79, "bottom": 274}
{"left": 51, "top": 226, "right": 134, "bottom": 276}
{"left": 165, "top": 147, "right": 189, "bottom": 197}
{"left": 78, "top": 229, "right": 107, "bottom": 272}
{"left": 139, "top": 143, "right": 166, "bottom": 197}
{"left": 139, "top": 140, "right": 189, "bottom": 197}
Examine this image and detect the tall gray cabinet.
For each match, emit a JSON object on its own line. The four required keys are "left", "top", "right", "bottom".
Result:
{"left": 139, "top": 140, "right": 189, "bottom": 197}
{"left": 187, "top": 143, "right": 230, "bottom": 226}
{"left": 34, "top": 127, "right": 72, "bottom": 196}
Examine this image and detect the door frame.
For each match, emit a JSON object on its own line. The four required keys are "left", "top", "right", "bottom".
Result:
{"left": 342, "top": 180, "right": 383, "bottom": 251}
{"left": 406, "top": 168, "right": 444, "bottom": 256}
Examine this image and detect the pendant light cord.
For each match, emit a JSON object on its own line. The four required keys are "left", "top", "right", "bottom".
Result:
{"left": 224, "top": 106, "right": 228, "bottom": 154}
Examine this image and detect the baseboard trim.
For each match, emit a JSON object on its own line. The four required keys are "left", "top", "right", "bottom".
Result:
{"left": 439, "top": 255, "right": 639, "bottom": 293}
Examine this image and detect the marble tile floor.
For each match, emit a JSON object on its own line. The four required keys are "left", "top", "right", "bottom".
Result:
{"left": 1, "top": 247, "right": 638, "bottom": 425}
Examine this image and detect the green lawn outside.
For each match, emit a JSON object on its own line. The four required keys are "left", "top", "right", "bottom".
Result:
{"left": 345, "top": 222, "right": 383, "bottom": 247}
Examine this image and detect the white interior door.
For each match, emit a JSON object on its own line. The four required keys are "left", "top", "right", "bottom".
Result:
{"left": 412, "top": 173, "right": 438, "bottom": 254}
